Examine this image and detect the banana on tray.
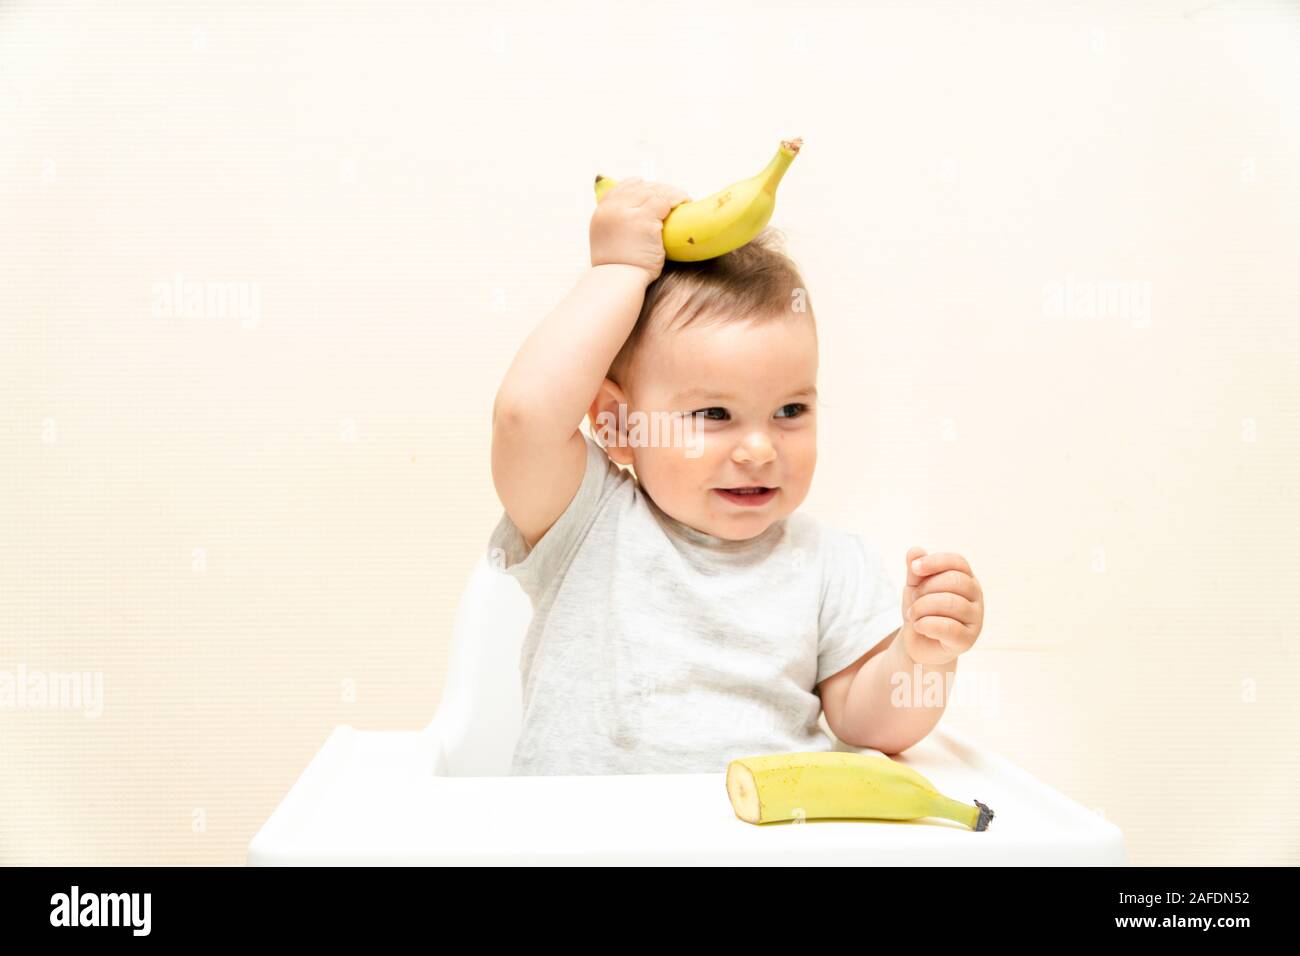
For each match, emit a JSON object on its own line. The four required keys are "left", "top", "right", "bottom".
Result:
{"left": 726, "top": 751, "right": 995, "bottom": 831}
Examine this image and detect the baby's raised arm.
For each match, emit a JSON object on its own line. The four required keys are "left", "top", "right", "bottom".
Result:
{"left": 491, "top": 178, "right": 690, "bottom": 548}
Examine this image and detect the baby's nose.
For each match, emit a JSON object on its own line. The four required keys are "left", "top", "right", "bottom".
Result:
{"left": 732, "top": 433, "right": 777, "bottom": 464}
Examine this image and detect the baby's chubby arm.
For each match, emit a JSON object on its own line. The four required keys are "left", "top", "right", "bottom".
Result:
{"left": 491, "top": 178, "right": 690, "bottom": 548}
{"left": 820, "top": 547, "right": 986, "bottom": 754}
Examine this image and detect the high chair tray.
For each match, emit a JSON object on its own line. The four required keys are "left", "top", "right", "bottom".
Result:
{"left": 247, "top": 723, "right": 1125, "bottom": 865}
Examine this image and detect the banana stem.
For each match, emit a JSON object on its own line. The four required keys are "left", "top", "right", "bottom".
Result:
{"left": 760, "top": 138, "right": 802, "bottom": 197}
{"left": 930, "top": 794, "right": 996, "bottom": 831}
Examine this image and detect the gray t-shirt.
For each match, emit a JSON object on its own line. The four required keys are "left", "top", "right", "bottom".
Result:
{"left": 487, "top": 431, "right": 904, "bottom": 775}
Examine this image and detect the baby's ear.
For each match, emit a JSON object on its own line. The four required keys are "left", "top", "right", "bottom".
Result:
{"left": 586, "top": 380, "right": 634, "bottom": 466}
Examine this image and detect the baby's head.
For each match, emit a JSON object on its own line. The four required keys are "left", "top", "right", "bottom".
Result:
{"left": 587, "top": 228, "right": 817, "bottom": 542}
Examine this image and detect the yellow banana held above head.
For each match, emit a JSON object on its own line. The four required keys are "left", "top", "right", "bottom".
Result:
{"left": 594, "top": 137, "right": 803, "bottom": 262}
{"left": 726, "top": 751, "right": 995, "bottom": 830}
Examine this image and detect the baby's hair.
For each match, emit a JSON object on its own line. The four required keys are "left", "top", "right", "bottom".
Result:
{"left": 607, "top": 226, "right": 814, "bottom": 391}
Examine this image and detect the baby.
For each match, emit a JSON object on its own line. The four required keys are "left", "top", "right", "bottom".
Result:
{"left": 489, "top": 178, "right": 985, "bottom": 775}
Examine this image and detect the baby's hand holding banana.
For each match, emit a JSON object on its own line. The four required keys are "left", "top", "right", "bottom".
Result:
{"left": 594, "top": 137, "right": 802, "bottom": 263}
{"left": 589, "top": 178, "right": 692, "bottom": 283}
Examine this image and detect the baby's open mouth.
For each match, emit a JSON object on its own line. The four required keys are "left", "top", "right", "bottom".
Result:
{"left": 714, "top": 486, "right": 778, "bottom": 506}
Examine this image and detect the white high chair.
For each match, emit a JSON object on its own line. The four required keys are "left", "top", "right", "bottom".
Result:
{"left": 247, "top": 555, "right": 1126, "bottom": 865}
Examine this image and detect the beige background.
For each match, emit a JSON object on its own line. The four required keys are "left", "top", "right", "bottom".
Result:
{"left": 2, "top": 0, "right": 1298, "bottom": 865}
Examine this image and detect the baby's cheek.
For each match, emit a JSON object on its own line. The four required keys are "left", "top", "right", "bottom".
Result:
{"left": 640, "top": 449, "right": 706, "bottom": 501}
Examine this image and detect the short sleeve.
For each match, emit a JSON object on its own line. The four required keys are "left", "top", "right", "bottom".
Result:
{"left": 816, "top": 532, "right": 905, "bottom": 684}
{"left": 487, "top": 431, "right": 620, "bottom": 600}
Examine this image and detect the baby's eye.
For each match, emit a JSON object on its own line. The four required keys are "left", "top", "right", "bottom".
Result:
{"left": 775, "top": 403, "right": 808, "bottom": 419}
{"left": 692, "top": 407, "right": 729, "bottom": 421}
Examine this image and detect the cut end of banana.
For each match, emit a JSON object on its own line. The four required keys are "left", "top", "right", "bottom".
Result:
{"left": 781, "top": 137, "right": 803, "bottom": 155}
{"left": 974, "top": 799, "right": 995, "bottom": 832}
{"left": 726, "top": 761, "right": 762, "bottom": 824}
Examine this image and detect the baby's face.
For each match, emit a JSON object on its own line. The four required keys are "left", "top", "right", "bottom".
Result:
{"left": 594, "top": 313, "right": 818, "bottom": 541}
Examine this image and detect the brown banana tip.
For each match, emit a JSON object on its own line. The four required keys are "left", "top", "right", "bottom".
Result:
{"left": 594, "top": 174, "right": 604, "bottom": 184}
{"left": 974, "top": 799, "right": 994, "bottom": 832}
{"left": 782, "top": 137, "right": 803, "bottom": 154}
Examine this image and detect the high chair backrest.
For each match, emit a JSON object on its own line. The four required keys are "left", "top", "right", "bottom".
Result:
{"left": 421, "top": 554, "right": 532, "bottom": 775}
